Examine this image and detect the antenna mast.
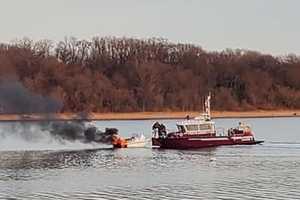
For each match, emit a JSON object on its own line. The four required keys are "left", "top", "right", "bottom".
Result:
{"left": 204, "top": 92, "right": 211, "bottom": 120}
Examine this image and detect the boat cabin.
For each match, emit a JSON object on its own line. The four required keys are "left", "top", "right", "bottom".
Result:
{"left": 176, "top": 118, "right": 216, "bottom": 135}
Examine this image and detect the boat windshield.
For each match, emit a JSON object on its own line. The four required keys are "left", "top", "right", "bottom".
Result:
{"left": 177, "top": 125, "right": 185, "bottom": 133}
{"left": 184, "top": 123, "right": 213, "bottom": 132}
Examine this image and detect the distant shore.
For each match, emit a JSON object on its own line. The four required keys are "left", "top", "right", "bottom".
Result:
{"left": 0, "top": 110, "right": 299, "bottom": 121}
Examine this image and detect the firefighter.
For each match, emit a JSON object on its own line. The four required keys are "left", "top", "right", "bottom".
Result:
{"left": 152, "top": 122, "right": 160, "bottom": 138}
{"left": 159, "top": 123, "right": 167, "bottom": 138}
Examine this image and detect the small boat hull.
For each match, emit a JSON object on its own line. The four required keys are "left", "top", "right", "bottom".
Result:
{"left": 126, "top": 141, "right": 147, "bottom": 148}
{"left": 113, "top": 135, "right": 146, "bottom": 148}
{"left": 152, "top": 136, "right": 264, "bottom": 149}
{"left": 113, "top": 141, "right": 146, "bottom": 148}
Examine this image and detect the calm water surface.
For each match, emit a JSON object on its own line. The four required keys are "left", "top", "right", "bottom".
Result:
{"left": 0, "top": 117, "right": 300, "bottom": 199}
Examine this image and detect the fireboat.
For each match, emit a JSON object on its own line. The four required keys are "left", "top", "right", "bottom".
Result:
{"left": 152, "top": 93, "right": 264, "bottom": 149}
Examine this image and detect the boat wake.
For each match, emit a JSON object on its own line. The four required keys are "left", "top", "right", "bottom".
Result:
{"left": 261, "top": 141, "right": 300, "bottom": 150}
{"left": 269, "top": 141, "right": 300, "bottom": 145}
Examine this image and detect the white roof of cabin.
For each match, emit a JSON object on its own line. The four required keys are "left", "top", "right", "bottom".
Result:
{"left": 177, "top": 119, "right": 215, "bottom": 126}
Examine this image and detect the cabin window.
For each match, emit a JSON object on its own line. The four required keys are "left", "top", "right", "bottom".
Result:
{"left": 186, "top": 125, "right": 199, "bottom": 131}
{"left": 199, "top": 124, "right": 212, "bottom": 130}
{"left": 177, "top": 125, "right": 186, "bottom": 133}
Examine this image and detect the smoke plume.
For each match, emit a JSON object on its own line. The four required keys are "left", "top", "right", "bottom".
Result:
{"left": 45, "top": 121, "right": 118, "bottom": 144}
{"left": 0, "top": 121, "right": 119, "bottom": 151}
{"left": 0, "top": 78, "right": 62, "bottom": 114}
{"left": 0, "top": 78, "right": 118, "bottom": 150}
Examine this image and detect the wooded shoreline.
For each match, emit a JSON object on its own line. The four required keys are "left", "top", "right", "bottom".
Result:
{"left": 2, "top": 37, "right": 300, "bottom": 114}
{"left": 0, "top": 110, "right": 299, "bottom": 121}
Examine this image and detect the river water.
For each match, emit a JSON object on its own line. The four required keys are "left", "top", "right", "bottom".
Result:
{"left": 0, "top": 117, "right": 300, "bottom": 199}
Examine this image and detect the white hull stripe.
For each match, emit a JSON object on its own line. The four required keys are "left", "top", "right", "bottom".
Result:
{"left": 188, "top": 138, "right": 229, "bottom": 141}
{"left": 188, "top": 136, "right": 253, "bottom": 141}
{"left": 231, "top": 136, "right": 253, "bottom": 140}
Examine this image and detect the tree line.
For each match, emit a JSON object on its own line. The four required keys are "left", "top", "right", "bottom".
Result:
{"left": 0, "top": 37, "right": 300, "bottom": 113}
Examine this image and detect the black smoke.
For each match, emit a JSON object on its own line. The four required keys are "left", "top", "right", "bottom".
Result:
{"left": 43, "top": 121, "right": 118, "bottom": 144}
{"left": 0, "top": 78, "right": 62, "bottom": 114}
{"left": 0, "top": 78, "right": 118, "bottom": 146}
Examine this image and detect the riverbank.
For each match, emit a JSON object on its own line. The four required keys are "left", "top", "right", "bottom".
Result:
{"left": 0, "top": 110, "right": 299, "bottom": 121}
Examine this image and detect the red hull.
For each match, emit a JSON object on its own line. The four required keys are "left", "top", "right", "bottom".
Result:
{"left": 152, "top": 136, "right": 263, "bottom": 149}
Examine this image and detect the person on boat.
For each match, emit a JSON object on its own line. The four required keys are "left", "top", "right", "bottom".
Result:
{"left": 158, "top": 123, "right": 167, "bottom": 138}
{"left": 237, "top": 122, "right": 246, "bottom": 134}
{"left": 152, "top": 121, "right": 160, "bottom": 138}
{"left": 186, "top": 115, "right": 190, "bottom": 120}
{"left": 152, "top": 122, "right": 160, "bottom": 130}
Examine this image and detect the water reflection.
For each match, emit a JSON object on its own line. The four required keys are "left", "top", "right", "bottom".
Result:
{"left": 0, "top": 118, "right": 300, "bottom": 199}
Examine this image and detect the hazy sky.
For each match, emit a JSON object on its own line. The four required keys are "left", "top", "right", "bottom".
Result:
{"left": 0, "top": 0, "right": 299, "bottom": 55}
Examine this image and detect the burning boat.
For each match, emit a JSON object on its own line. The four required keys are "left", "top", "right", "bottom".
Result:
{"left": 112, "top": 134, "right": 146, "bottom": 148}
{"left": 152, "top": 93, "right": 264, "bottom": 149}
{"left": 84, "top": 124, "right": 146, "bottom": 148}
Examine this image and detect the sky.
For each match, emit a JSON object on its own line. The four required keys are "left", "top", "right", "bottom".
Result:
{"left": 0, "top": 0, "right": 299, "bottom": 55}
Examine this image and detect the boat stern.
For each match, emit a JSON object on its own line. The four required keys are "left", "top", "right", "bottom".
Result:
{"left": 152, "top": 137, "right": 161, "bottom": 147}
